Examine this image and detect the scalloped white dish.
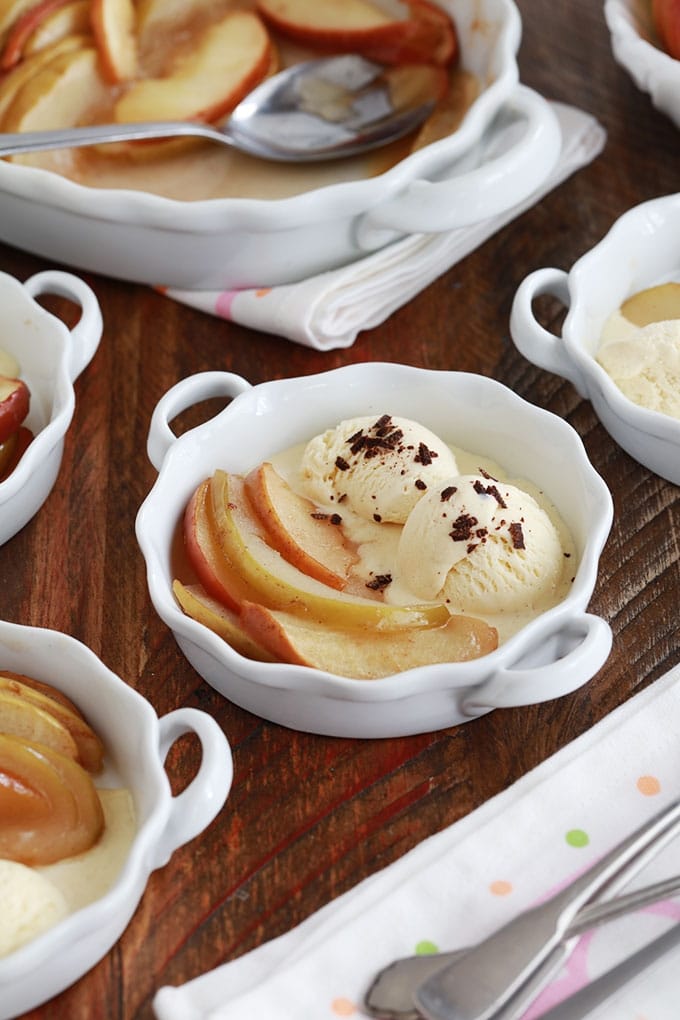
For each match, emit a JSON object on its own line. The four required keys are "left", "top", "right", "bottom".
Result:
{"left": 136, "top": 363, "right": 613, "bottom": 739}
{"left": 510, "top": 193, "right": 680, "bottom": 485}
{"left": 0, "top": 619, "right": 233, "bottom": 1020}
{"left": 0, "top": 270, "right": 102, "bottom": 546}
{"left": 605, "top": 0, "right": 680, "bottom": 128}
{"left": 0, "top": 0, "right": 561, "bottom": 289}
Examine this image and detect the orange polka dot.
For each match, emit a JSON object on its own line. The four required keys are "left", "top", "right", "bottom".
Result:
{"left": 255, "top": 287, "right": 272, "bottom": 298}
{"left": 637, "top": 775, "right": 661, "bottom": 796}
{"left": 490, "top": 879, "right": 513, "bottom": 896}
{"left": 331, "top": 997, "right": 356, "bottom": 1016}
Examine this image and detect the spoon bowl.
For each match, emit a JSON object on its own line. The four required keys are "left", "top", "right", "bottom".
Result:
{"left": 0, "top": 55, "right": 444, "bottom": 162}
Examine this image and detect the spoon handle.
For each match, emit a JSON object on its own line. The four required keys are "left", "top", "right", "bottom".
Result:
{"left": 0, "top": 121, "right": 224, "bottom": 157}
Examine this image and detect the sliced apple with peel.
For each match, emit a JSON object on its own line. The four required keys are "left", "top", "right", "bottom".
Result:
{"left": 0, "top": 0, "right": 78, "bottom": 70}
{"left": 0, "top": 0, "right": 40, "bottom": 44}
{"left": 256, "top": 0, "right": 457, "bottom": 66}
{"left": 22, "top": 0, "right": 90, "bottom": 56}
{"left": 0, "top": 675, "right": 104, "bottom": 772}
{"left": 209, "top": 470, "right": 449, "bottom": 629}
{"left": 244, "top": 462, "right": 356, "bottom": 591}
{"left": 0, "top": 31, "right": 87, "bottom": 122}
{"left": 240, "top": 601, "right": 498, "bottom": 679}
{"left": 173, "top": 580, "right": 278, "bottom": 662}
{"left": 0, "top": 733, "right": 104, "bottom": 865}
{"left": 0, "top": 670, "right": 83, "bottom": 715}
{"left": 91, "top": 0, "right": 136, "bottom": 83}
{"left": 0, "top": 688, "right": 80, "bottom": 760}
{"left": 2, "top": 44, "right": 108, "bottom": 136}
{"left": 0, "top": 376, "right": 29, "bottom": 445}
{"left": 184, "top": 479, "right": 263, "bottom": 612}
{"left": 113, "top": 10, "right": 273, "bottom": 126}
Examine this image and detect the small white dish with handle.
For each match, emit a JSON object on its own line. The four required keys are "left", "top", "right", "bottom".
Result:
{"left": 136, "top": 362, "right": 613, "bottom": 739}
{"left": 0, "top": 618, "right": 233, "bottom": 1020}
{"left": 510, "top": 193, "right": 680, "bottom": 485}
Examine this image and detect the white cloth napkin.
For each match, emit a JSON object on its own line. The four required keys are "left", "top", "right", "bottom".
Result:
{"left": 160, "top": 101, "right": 605, "bottom": 350}
{"left": 153, "top": 664, "right": 680, "bottom": 1020}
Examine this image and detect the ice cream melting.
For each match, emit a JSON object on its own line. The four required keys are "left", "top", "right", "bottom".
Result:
{"left": 397, "top": 473, "right": 565, "bottom": 612}
{"left": 290, "top": 415, "right": 574, "bottom": 639}
{"left": 597, "top": 319, "right": 680, "bottom": 420}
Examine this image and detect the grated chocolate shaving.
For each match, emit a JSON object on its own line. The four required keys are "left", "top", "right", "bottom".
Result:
{"left": 509, "top": 521, "right": 525, "bottom": 549}
{"left": 366, "top": 573, "right": 392, "bottom": 591}
{"left": 449, "top": 513, "right": 478, "bottom": 542}
{"left": 473, "top": 479, "right": 507, "bottom": 507}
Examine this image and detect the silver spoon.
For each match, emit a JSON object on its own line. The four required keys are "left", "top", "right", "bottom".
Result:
{"left": 0, "top": 55, "right": 442, "bottom": 162}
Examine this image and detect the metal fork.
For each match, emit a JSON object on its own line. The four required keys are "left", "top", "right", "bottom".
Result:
{"left": 411, "top": 795, "right": 680, "bottom": 1020}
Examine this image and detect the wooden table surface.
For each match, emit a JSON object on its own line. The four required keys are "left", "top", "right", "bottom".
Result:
{"left": 1, "top": 1, "right": 679, "bottom": 1017}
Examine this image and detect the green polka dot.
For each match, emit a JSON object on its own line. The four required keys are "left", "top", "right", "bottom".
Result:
{"left": 415, "top": 940, "right": 439, "bottom": 955}
{"left": 565, "top": 828, "right": 590, "bottom": 848}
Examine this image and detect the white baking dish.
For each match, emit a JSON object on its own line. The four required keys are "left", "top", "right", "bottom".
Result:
{"left": 136, "top": 363, "right": 613, "bottom": 739}
{"left": 0, "top": 0, "right": 561, "bottom": 288}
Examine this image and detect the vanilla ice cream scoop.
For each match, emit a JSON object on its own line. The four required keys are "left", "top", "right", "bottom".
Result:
{"left": 300, "top": 414, "right": 459, "bottom": 524}
{"left": 0, "top": 859, "right": 68, "bottom": 957}
{"left": 396, "top": 473, "right": 566, "bottom": 612}
{"left": 597, "top": 319, "right": 680, "bottom": 420}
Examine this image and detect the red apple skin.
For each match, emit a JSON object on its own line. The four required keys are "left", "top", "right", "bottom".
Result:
{"left": 0, "top": 377, "right": 30, "bottom": 445}
{"left": 0, "top": 425, "right": 32, "bottom": 481}
{"left": 256, "top": 0, "right": 457, "bottom": 66}
{"left": 183, "top": 480, "right": 256, "bottom": 612}
{"left": 0, "top": 0, "right": 73, "bottom": 71}
{"left": 652, "top": 0, "right": 680, "bottom": 58}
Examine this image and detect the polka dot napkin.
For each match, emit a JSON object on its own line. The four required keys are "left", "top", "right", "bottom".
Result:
{"left": 159, "top": 100, "right": 605, "bottom": 351}
{"left": 153, "top": 664, "right": 680, "bottom": 1020}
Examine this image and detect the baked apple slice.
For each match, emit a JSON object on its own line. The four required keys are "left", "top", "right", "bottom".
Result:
{"left": 173, "top": 580, "right": 278, "bottom": 662}
{"left": 0, "top": 0, "right": 40, "bottom": 44}
{"left": 21, "top": 0, "right": 90, "bottom": 55}
{"left": 244, "top": 462, "right": 356, "bottom": 591}
{"left": 2, "top": 44, "right": 108, "bottom": 135}
{"left": 0, "top": 675, "right": 104, "bottom": 772}
{"left": 0, "top": 734, "right": 104, "bottom": 865}
{"left": 183, "top": 478, "right": 261, "bottom": 612}
{"left": 256, "top": 0, "right": 457, "bottom": 65}
{"left": 0, "top": 376, "right": 29, "bottom": 445}
{"left": 0, "top": 0, "right": 78, "bottom": 70}
{"left": 209, "top": 470, "right": 449, "bottom": 629}
{"left": 91, "top": 0, "right": 136, "bottom": 83}
{"left": 0, "top": 31, "right": 87, "bottom": 123}
{"left": 0, "top": 689, "right": 79, "bottom": 760}
{"left": 113, "top": 10, "right": 273, "bottom": 125}
{"left": 240, "top": 601, "right": 498, "bottom": 678}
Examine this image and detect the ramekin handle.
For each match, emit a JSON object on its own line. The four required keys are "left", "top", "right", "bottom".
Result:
{"left": 150, "top": 707, "right": 233, "bottom": 870}
{"left": 23, "top": 270, "right": 103, "bottom": 380}
{"left": 355, "top": 85, "right": 561, "bottom": 248}
{"left": 146, "top": 371, "right": 252, "bottom": 472}
{"left": 461, "top": 613, "right": 612, "bottom": 715}
{"left": 509, "top": 266, "right": 591, "bottom": 397}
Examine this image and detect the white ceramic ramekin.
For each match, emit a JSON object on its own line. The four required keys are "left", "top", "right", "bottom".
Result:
{"left": 510, "top": 193, "right": 680, "bottom": 485}
{"left": 136, "top": 363, "right": 613, "bottom": 739}
{"left": 0, "top": 269, "right": 103, "bottom": 545}
{"left": 0, "top": 619, "right": 233, "bottom": 1020}
{"left": 605, "top": 0, "right": 680, "bottom": 129}
{"left": 0, "top": 0, "right": 561, "bottom": 288}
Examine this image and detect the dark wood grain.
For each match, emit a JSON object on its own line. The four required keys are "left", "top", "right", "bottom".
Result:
{"left": 1, "top": 1, "right": 679, "bottom": 1017}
